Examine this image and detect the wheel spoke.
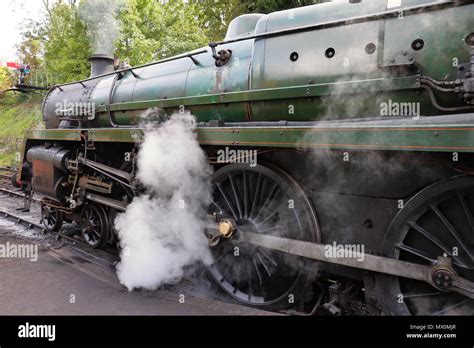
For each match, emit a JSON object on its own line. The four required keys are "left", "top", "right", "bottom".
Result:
{"left": 407, "top": 221, "right": 468, "bottom": 267}
{"left": 210, "top": 199, "right": 224, "bottom": 215}
{"left": 216, "top": 183, "right": 238, "bottom": 220}
{"left": 213, "top": 245, "right": 234, "bottom": 263}
{"left": 458, "top": 193, "right": 474, "bottom": 233}
{"left": 256, "top": 252, "right": 272, "bottom": 277}
{"left": 253, "top": 257, "right": 263, "bottom": 285}
{"left": 430, "top": 204, "right": 474, "bottom": 263}
{"left": 402, "top": 291, "right": 442, "bottom": 299}
{"left": 243, "top": 171, "right": 249, "bottom": 218}
{"left": 255, "top": 202, "right": 286, "bottom": 227}
{"left": 92, "top": 215, "right": 99, "bottom": 224}
{"left": 228, "top": 174, "right": 243, "bottom": 219}
{"left": 431, "top": 299, "right": 470, "bottom": 315}
{"left": 258, "top": 248, "right": 278, "bottom": 267}
{"left": 219, "top": 255, "right": 235, "bottom": 282}
{"left": 259, "top": 218, "right": 296, "bottom": 235}
{"left": 247, "top": 263, "right": 253, "bottom": 300}
{"left": 249, "top": 173, "right": 262, "bottom": 219}
{"left": 395, "top": 243, "right": 437, "bottom": 264}
{"left": 254, "top": 184, "right": 279, "bottom": 222}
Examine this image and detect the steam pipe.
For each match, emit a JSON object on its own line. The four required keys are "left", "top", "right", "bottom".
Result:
{"left": 420, "top": 85, "right": 474, "bottom": 112}
{"left": 420, "top": 79, "right": 458, "bottom": 93}
{"left": 420, "top": 75, "right": 459, "bottom": 87}
{"left": 50, "top": 49, "right": 208, "bottom": 89}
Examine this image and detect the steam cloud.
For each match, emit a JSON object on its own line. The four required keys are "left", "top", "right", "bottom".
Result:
{"left": 78, "top": 0, "right": 125, "bottom": 56}
{"left": 115, "top": 113, "right": 214, "bottom": 290}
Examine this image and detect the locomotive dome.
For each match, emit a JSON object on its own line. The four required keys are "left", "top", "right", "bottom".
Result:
{"left": 224, "top": 14, "right": 266, "bottom": 40}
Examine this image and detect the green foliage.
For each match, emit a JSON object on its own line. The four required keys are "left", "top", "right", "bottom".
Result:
{"left": 116, "top": 0, "right": 210, "bottom": 66}
{"left": 190, "top": 0, "right": 248, "bottom": 42}
{"left": 17, "top": 23, "right": 43, "bottom": 71}
{"left": 0, "top": 97, "right": 43, "bottom": 166}
{"left": 245, "top": 0, "right": 321, "bottom": 13}
{"left": 43, "top": 1, "right": 91, "bottom": 83}
{"left": 0, "top": 68, "right": 14, "bottom": 92}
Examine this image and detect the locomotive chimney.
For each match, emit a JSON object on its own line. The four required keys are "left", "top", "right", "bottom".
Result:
{"left": 88, "top": 54, "right": 115, "bottom": 77}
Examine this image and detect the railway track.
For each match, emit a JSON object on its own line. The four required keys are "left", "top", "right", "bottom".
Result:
{"left": 0, "top": 187, "right": 279, "bottom": 316}
{"left": 0, "top": 207, "right": 117, "bottom": 266}
{"left": 0, "top": 187, "right": 41, "bottom": 203}
{"left": 0, "top": 187, "right": 117, "bottom": 267}
{"left": 0, "top": 166, "right": 15, "bottom": 187}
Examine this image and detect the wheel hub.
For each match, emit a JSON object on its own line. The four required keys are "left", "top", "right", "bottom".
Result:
{"left": 431, "top": 256, "right": 457, "bottom": 291}
{"left": 218, "top": 218, "right": 236, "bottom": 238}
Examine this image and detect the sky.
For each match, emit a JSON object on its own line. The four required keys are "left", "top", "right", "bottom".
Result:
{"left": 0, "top": 0, "right": 49, "bottom": 62}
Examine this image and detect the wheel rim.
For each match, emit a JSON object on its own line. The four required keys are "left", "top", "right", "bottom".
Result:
{"left": 208, "top": 163, "right": 320, "bottom": 307}
{"left": 378, "top": 176, "right": 474, "bottom": 315}
{"left": 81, "top": 204, "right": 107, "bottom": 248}
{"left": 41, "top": 205, "right": 62, "bottom": 231}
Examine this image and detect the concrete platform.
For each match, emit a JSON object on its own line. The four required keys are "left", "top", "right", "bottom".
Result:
{"left": 0, "top": 223, "right": 275, "bottom": 316}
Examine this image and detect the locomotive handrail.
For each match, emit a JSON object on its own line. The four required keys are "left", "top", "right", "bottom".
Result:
{"left": 95, "top": 75, "right": 421, "bottom": 114}
{"left": 48, "top": 49, "right": 208, "bottom": 89}
{"left": 208, "top": 0, "right": 471, "bottom": 48}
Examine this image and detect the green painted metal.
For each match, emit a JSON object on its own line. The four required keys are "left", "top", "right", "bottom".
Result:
{"left": 95, "top": 76, "right": 420, "bottom": 112}
{"left": 32, "top": 0, "right": 474, "bottom": 160}
{"left": 23, "top": 118, "right": 474, "bottom": 153}
{"left": 25, "top": 129, "right": 83, "bottom": 142}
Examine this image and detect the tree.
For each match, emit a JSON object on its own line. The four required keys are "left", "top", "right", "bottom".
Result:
{"left": 42, "top": 1, "right": 91, "bottom": 83}
{"left": 116, "top": 0, "right": 210, "bottom": 65}
{"left": 17, "top": 32, "right": 42, "bottom": 72}
{"left": 190, "top": 0, "right": 247, "bottom": 42}
{"left": 245, "top": 0, "right": 323, "bottom": 13}
{"left": 190, "top": 0, "right": 325, "bottom": 42}
{"left": 0, "top": 68, "right": 14, "bottom": 92}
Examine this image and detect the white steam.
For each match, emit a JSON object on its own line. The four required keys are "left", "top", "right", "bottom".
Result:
{"left": 115, "top": 113, "right": 214, "bottom": 290}
{"left": 78, "top": 0, "right": 125, "bottom": 56}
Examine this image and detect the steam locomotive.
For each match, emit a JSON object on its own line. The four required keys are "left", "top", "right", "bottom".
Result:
{"left": 14, "top": 0, "right": 474, "bottom": 315}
